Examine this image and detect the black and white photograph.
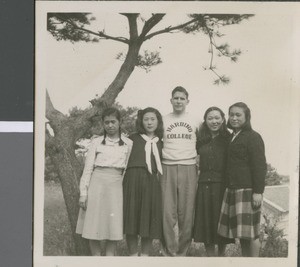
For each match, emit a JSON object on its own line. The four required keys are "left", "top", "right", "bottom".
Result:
{"left": 35, "top": 1, "right": 300, "bottom": 266}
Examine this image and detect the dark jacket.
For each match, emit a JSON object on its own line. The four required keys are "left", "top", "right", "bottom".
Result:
{"left": 226, "top": 129, "right": 267, "bottom": 193}
{"left": 197, "top": 134, "right": 228, "bottom": 183}
{"left": 126, "top": 133, "right": 163, "bottom": 173}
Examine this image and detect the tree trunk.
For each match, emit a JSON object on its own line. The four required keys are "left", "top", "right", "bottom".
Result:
{"left": 101, "top": 42, "right": 141, "bottom": 104}
{"left": 47, "top": 123, "right": 91, "bottom": 255}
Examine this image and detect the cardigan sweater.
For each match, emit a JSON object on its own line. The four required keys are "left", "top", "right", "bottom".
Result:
{"left": 197, "top": 135, "right": 228, "bottom": 183}
{"left": 226, "top": 129, "right": 267, "bottom": 194}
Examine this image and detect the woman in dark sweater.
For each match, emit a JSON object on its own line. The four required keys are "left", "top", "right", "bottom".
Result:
{"left": 193, "top": 107, "right": 233, "bottom": 256}
{"left": 123, "top": 107, "right": 164, "bottom": 256}
{"left": 218, "top": 102, "right": 267, "bottom": 257}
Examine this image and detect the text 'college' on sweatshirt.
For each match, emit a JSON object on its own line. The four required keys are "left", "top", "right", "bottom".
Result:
{"left": 162, "top": 112, "right": 198, "bottom": 165}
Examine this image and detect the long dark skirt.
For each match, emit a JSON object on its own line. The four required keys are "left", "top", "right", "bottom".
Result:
{"left": 193, "top": 182, "right": 233, "bottom": 244}
{"left": 123, "top": 167, "right": 162, "bottom": 239}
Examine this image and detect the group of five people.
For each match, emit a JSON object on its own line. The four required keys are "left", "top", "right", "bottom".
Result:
{"left": 76, "top": 86, "right": 267, "bottom": 257}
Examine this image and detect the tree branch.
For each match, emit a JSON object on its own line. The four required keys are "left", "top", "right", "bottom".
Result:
{"left": 98, "top": 31, "right": 129, "bottom": 44}
{"left": 46, "top": 89, "right": 66, "bottom": 122}
{"left": 56, "top": 14, "right": 129, "bottom": 44}
{"left": 139, "top": 14, "right": 165, "bottom": 40}
{"left": 144, "top": 17, "right": 199, "bottom": 40}
{"left": 208, "top": 30, "right": 214, "bottom": 69}
{"left": 211, "top": 37, "right": 231, "bottom": 59}
{"left": 121, "top": 13, "right": 139, "bottom": 41}
{"left": 203, "top": 23, "right": 229, "bottom": 85}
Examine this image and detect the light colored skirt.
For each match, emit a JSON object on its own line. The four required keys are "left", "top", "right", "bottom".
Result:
{"left": 76, "top": 167, "right": 123, "bottom": 241}
{"left": 218, "top": 188, "right": 261, "bottom": 240}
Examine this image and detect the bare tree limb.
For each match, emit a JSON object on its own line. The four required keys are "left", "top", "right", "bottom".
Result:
{"left": 139, "top": 14, "right": 165, "bottom": 40}
{"left": 46, "top": 89, "right": 66, "bottom": 122}
{"left": 122, "top": 13, "right": 139, "bottom": 41}
{"left": 56, "top": 14, "right": 129, "bottom": 44}
{"left": 97, "top": 31, "right": 129, "bottom": 44}
{"left": 206, "top": 28, "right": 215, "bottom": 70}
{"left": 144, "top": 17, "right": 199, "bottom": 40}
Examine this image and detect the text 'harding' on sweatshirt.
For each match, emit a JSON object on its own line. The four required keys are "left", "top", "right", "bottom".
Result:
{"left": 162, "top": 112, "right": 199, "bottom": 165}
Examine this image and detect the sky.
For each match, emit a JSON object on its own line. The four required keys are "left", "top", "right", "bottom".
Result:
{"left": 39, "top": 7, "right": 300, "bottom": 175}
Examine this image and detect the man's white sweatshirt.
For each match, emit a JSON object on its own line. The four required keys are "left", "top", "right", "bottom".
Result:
{"left": 162, "top": 112, "right": 198, "bottom": 165}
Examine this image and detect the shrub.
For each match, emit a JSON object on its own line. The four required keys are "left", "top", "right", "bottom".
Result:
{"left": 260, "top": 214, "right": 288, "bottom": 257}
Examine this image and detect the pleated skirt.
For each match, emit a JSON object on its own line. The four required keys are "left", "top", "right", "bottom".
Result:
{"left": 218, "top": 188, "right": 261, "bottom": 240}
{"left": 76, "top": 167, "right": 123, "bottom": 241}
{"left": 123, "top": 167, "right": 162, "bottom": 239}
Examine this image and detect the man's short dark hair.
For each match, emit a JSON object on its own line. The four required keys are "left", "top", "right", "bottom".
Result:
{"left": 171, "top": 86, "right": 189, "bottom": 99}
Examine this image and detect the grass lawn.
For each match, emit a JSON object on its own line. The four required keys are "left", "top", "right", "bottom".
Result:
{"left": 44, "top": 182, "right": 286, "bottom": 257}
{"left": 44, "top": 181, "right": 76, "bottom": 255}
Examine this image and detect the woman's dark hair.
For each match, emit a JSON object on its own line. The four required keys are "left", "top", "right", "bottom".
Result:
{"left": 101, "top": 107, "right": 124, "bottom": 146}
{"left": 227, "top": 102, "right": 252, "bottom": 131}
{"left": 197, "top": 106, "right": 230, "bottom": 148}
{"left": 135, "top": 107, "right": 164, "bottom": 139}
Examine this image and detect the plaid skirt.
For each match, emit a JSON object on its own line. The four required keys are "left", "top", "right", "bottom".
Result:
{"left": 218, "top": 188, "right": 261, "bottom": 240}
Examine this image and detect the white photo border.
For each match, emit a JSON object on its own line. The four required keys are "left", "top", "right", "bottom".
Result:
{"left": 35, "top": 1, "right": 300, "bottom": 267}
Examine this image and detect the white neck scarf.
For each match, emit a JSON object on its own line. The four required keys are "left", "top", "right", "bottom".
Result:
{"left": 140, "top": 134, "right": 163, "bottom": 175}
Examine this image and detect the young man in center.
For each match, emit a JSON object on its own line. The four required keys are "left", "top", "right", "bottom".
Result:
{"left": 161, "top": 86, "right": 199, "bottom": 256}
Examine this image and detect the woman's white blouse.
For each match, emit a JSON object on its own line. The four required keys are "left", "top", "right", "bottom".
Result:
{"left": 79, "top": 135, "right": 133, "bottom": 196}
